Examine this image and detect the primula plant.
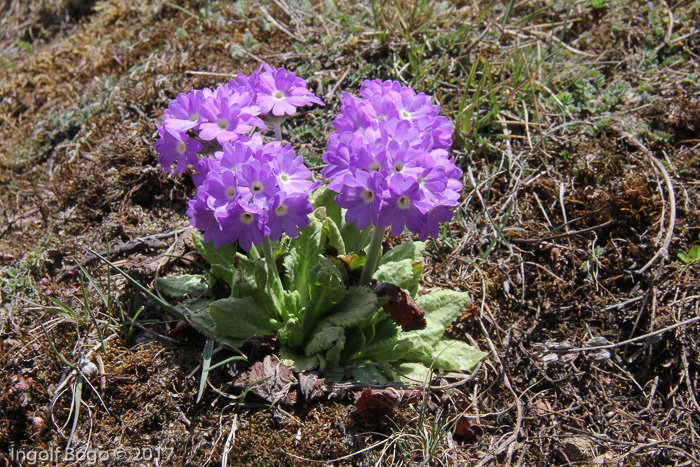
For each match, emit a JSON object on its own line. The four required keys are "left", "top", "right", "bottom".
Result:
{"left": 153, "top": 64, "right": 486, "bottom": 384}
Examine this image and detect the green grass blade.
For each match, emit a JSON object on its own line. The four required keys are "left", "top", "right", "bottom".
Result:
{"left": 197, "top": 338, "right": 215, "bottom": 403}
{"left": 86, "top": 248, "right": 180, "bottom": 317}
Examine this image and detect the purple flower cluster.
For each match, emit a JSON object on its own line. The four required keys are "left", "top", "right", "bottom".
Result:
{"left": 187, "top": 140, "right": 317, "bottom": 250}
{"left": 155, "top": 64, "right": 324, "bottom": 250}
{"left": 156, "top": 64, "right": 324, "bottom": 175}
{"left": 322, "top": 79, "right": 462, "bottom": 241}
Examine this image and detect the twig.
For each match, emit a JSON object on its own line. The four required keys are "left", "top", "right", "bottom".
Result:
{"left": 56, "top": 239, "right": 170, "bottom": 282}
{"left": 0, "top": 208, "right": 39, "bottom": 240}
{"left": 326, "top": 65, "right": 351, "bottom": 101}
{"left": 259, "top": 5, "right": 304, "bottom": 42}
{"left": 475, "top": 316, "right": 524, "bottom": 467}
{"left": 615, "top": 129, "right": 676, "bottom": 274}
{"left": 549, "top": 314, "right": 700, "bottom": 354}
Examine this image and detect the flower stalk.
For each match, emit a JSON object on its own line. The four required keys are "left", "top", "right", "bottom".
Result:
{"left": 359, "top": 225, "right": 386, "bottom": 286}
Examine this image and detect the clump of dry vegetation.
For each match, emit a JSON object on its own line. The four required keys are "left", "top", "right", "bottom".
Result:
{"left": 1, "top": 0, "right": 699, "bottom": 465}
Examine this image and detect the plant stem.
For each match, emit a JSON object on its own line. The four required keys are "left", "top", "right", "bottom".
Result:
{"left": 261, "top": 236, "right": 287, "bottom": 321}
{"left": 273, "top": 121, "right": 282, "bottom": 142}
{"left": 262, "top": 237, "right": 281, "bottom": 283}
{"left": 360, "top": 225, "right": 385, "bottom": 286}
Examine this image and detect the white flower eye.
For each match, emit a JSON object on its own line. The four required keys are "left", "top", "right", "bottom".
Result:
{"left": 217, "top": 117, "right": 230, "bottom": 130}
{"left": 275, "top": 204, "right": 289, "bottom": 216}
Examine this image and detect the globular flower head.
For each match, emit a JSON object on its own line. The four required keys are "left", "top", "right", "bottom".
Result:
{"left": 323, "top": 79, "right": 461, "bottom": 239}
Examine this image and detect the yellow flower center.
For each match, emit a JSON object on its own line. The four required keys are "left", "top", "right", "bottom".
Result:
{"left": 251, "top": 181, "right": 263, "bottom": 193}
{"left": 225, "top": 186, "right": 236, "bottom": 199}
{"left": 398, "top": 195, "right": 411, "bottom": 209}
{"left": 273, "top": 90, "right": 285, "bottom": 100}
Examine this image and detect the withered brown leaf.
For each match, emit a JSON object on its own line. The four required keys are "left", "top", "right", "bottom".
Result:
{"left": 370, "top": 282, "right": 427, "bottom": 331}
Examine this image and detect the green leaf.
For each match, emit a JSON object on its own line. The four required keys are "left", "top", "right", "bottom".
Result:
{"left": 284, "top": 211, "right": 324, "bottom": 304}
{"left": 304, "top": 322, "right": 345, "bottom": 357}
{"left": 339, "top": 251, "right": 366, "bottom": 271}
{"left": 210, "top": 264, "right": 233, "bottom": 289}
{"left": 324, "top": 216, "right": 346, "bottom": 255}
{"left": 379, "top": 241, "right": 426, "bottom": 266}
{"left": 156, "top": 274, "right": 210, "bottom": 300}
{"left": 345, "top": 365, "right": 394, "bottom": 385}
{"left": 192, "top": 233, "right": 236, "bottom": 280}
{"left": 347, "top": 317, "right": 410, "bottom": 364}
{"left": 374, "top": 259, "right": 421, "bottom": 297}
{"left": 324, "top": 286, "right": 378, "bottom": 328}
{"left": 394, "top": 362, "right": 432, "bottom": 383}
{"left": 417, "top": 289, "right": 471, "bottom": 328}
{"left": 209, "top": 297, "right": 280, "bottom": 339}
{"left": 283, "top": 290, "right": 303, "bottom": 319}
{"left": 277, "top": 316, "right": 304, "bottom": 350}
{"left": 432, "top": 338, "right": 487, "bottom": 373}
{"left": 341, "top": 220, "right": 372, "bottom": 253}
{"left": 397, "top": 290, "right": 488, "bottom": 372}
{"left": 280, "top": 347, "right": 318, "bottom": 372}
{"left": 197, "top": 338, "right": 215, "bottom": 403}
{"left": 305, "top": 257, "right": 347, "bottom": 333}
{"left": 187, "top": 301, "right": 246, "bottom": 346}
{"left": 175, "top": 297, "right": 212, "bottom": 318}
{"left": 310, "top": 185, "right": 342, "bottom": 226}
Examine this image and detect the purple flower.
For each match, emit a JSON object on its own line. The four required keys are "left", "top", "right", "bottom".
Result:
{"left": 377, "top": 174, "right": 432, "bottom": 236}
{"left": 155, "top": 124, "right": 202, "bottom": 174}
{"left": 202, "top": 169, "right": 241, "bottom": 209}
{"left": 395, "top": 87, "right": 439, "bottom": 124}
{"left": 157, "top": 64, "right": 323, "bottom": 250}
{"left": 237, "top": 159, "right": 278, "bottom": 206}
{"left": 187, "top": 190, "right": 224, "bottom": 247}
{"left": 335, "top": 170, "right": 385, "bottom": 230}
{"left": 360, "top": 79, "right": 402, "bottom": 99}
{"left": 321, "top": 131, "right": 361, "bottom": 181}
{"left": 270, "top": 144, "right": 317, "bottom": 194}
{"left": 163, "top": 89, "right": 205, "bottom": 132}
{"left": 419, "top": 205, "right": 454, "bottom": 242}
{"left": 267, "top": 192, "right": 313, "bottom": 241}
{"left": 332, "top": 92, "right": 373, "bottom": 133}
{"left": 217, "top": 201, "right": 269, "bottom": 251}
{"left": 254, "top": 65, "right": 324, "bottom": 117}
{"left": 198, "top": 93, "right": 266, "bottom": 144}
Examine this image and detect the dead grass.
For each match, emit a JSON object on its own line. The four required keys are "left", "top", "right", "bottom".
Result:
{"left": 2, "top": 0, "right": 700, "bottom": 465}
